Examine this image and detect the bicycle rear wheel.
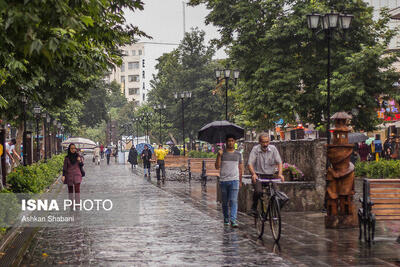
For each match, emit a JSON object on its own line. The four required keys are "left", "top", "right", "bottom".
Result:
{"left": 269, "top": 197, "right": 281, "bottom": 242}
{"left": 254, "top": 198, "right": 266, "bottom": 238}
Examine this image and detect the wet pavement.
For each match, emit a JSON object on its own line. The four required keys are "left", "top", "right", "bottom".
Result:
{"left": 20, "top": 159, "right": 290, "bottom": 266}
{"left": 19, "top": 159, "right": 400, "bottom": 266}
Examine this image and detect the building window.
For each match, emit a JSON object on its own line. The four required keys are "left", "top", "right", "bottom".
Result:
{"left": 128, "top": 88, "right": 139, "bottom": 95}
{"left": 142, "top": 59, "right": 145, "bottom": 68}
{"left": 128, "top": 62, "right": 139, "bottom": 69}
{"left": 128, "top": 75, "right": 139, "bottom": 82}
{"left": 142, "top": 71, "right": 145, "bottom": 79}
{"left": 143, "top": 94, "right": 145, "bottom": 101}
{"left": 121, "top": 63, "right": 125, "bottom": 72}
{"left": 121, "top": 76, "right": 125, "bottom": 83}
{"left": 132, "top": 50, "right": 136, "bottom": 56}
{"left": 143, "top": 82, "right": 145, "bottom": 90}
{"left": 138, "top": 49, "right": 142, "bottom": 55}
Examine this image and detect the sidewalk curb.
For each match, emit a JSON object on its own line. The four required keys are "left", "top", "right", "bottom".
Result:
{"left": 0, "top": 174, "right": 63, "bottom": 266}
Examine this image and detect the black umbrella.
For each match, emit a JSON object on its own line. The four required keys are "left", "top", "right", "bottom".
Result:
{"left": 348, "top": 133, "right": 368, "bottom": 144}
{"left": 198, "top": 120, "right": 244, "bottom": 144}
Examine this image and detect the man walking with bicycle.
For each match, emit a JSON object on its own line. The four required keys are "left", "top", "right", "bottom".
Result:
{"left": 248, "top": 133, "right": 284, "bottom": 215}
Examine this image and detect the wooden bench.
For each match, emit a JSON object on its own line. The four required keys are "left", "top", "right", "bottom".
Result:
{"left": 358, "top": 178, "right": 400, "bottom": 242}
{"left": 188, "top": 158, "right": 219, "bottom": 177}
{"left": 164, "top": 155, "right": 188, "bottom": 168}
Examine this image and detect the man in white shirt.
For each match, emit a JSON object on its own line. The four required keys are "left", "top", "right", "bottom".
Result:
{"left": 6, "top": 139, "right": 20, "bottom": 173}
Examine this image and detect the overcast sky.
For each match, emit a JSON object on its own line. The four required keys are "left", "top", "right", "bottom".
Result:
{"left": 124, "top": 0, "right": 226, "bottom": 58}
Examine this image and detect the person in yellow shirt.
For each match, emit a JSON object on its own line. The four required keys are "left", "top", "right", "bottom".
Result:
{"left": 155, "top": 144, "right": 167, "bottom": 181}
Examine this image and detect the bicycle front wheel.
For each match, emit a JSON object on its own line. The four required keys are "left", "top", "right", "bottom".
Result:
{"left": 254, "top": 198, "right": 266, "bottom": 238}
{"left": 269, "top": 197, "right": 281, "bottom": 242}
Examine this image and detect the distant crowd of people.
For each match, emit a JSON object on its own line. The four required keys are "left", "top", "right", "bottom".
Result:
{"left": 351, "top": 134, "right": 400, "bottom": 163}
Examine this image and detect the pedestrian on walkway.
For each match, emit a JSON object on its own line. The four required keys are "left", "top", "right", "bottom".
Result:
{"left": 248, "top": 133, "right": 284, "bottom": 215}
{"left": 5, "top": 139, "right": 20, "bottom": 174}
{"left": 141, "top": 145, "right": 152, "bottom": 177}
{"left": 105, "top": 146, "right": 111, "bottom": 165}
{"left": 155, "top": 144, "right": 167, "bottom": 181}
{"left": 93, "top": 146, "right": 100, "bottom": 165}
{"left": 100, "top": 144, "right": 104, "bottom": 159}
{"left": 215, "top": 134, "right": 243, "bottom": 228}
{"left": 114, "top": 145, "right": 118, "bottom": 163}
{"left": 128, "top": 146, "right": 138, "bottom": 169}
{"left": 62, "top": 143, "right": 83, "bottom": 203}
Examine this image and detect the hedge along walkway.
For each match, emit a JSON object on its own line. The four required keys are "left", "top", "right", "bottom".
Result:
{"left": 355, "top": 159, "right": 400, "bottom": 179}
{"left": 0, "top": 155, "right": 65, "bottom": 266}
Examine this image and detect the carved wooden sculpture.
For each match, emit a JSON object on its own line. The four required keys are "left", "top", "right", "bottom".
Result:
{"left": 326, "top": 112, "right": 358, "bottom": 228}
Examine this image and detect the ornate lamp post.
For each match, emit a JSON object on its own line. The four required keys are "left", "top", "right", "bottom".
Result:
{"left": 41, "top": 112, "right": 47, "bottom": 161}
{"left": 21, "top": 95, "right": 28, "bottom": 166}
{"left": 52, "top": 119, "right": 57, "bottom": 154}
{"left": 174, "top": 91, "right": 192, "bottom": 156}
{"left": 143, "top": 112, "right": 152, "bottom": 144}
{"left": 46, "top": 114, "right": 51, "bottom": 158}
{"left": 153, "top": 104, "right": 166, "bottom": 144}
{"left": 33, "top": 105, "right": 41, "bottom": 161}
{"left": 306, "top": 11, "right": 354, "bottom": 144}
{"left": 133, "top": 117, "right": 142, "bottom": 146}
{"left": 215, "top": 69, "right": 239, "bottom": 121}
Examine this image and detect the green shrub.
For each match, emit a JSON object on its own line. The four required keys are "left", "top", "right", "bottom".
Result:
{"left": 0, "top": 189, "right": 19, "bottom": 229}
{"left": 355, "top": 160, "right": 400, "bottom": 179}
{"left": 7, "top": 154, "right": 65, "bottom": 194}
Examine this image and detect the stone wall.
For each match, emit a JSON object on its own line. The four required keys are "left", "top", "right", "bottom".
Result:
{"left": 217, "top": 139, "right": 328, "bottom": 212}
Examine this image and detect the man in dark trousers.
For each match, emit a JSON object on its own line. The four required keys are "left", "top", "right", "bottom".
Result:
{"left": 141, "top": 145, "right": 152, "bottom": 177}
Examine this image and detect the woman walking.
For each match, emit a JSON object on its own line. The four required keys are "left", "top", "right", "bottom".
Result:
{"left": 128, "top": 146, "right": 138, "bottom": 169}
{"left": 62, "top": 143, "right": 84, "bottom": 204}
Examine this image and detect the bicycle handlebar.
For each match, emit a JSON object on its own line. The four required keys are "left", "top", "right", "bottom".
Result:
{"left": 256, "top": 178, "right": 282, "bottom": 183}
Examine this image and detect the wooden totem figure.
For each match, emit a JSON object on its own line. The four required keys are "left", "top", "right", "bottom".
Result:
{"left": 326, "top": 112, "right": 358, "bottom": 228}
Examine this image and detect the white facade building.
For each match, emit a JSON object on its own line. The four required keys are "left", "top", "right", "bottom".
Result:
{"left": 107, "top": 42, "right": 178, "bottom": 105}
{"left": 365, "top": 0, "right": 400, "bottom": 50}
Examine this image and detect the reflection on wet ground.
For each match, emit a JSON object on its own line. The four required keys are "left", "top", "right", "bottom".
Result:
{"left": 20, "top": 161, "right": 289, "bottom": 266}
{"left": 20, "top": 160, "right": 400, "bottom": 266}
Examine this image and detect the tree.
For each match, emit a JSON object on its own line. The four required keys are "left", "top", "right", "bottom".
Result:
{"left": 0, "top": 0, "right": 147, "bottom": 141}
{"left": 189, "top": 0, "right": 400, "bottom": 131}
{"left": 148, "top": 28, "right": 225, "bottom": 143}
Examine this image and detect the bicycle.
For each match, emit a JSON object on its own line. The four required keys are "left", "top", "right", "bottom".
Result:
{"left": 254, "top": 178, "right": 283, "bottom": 242}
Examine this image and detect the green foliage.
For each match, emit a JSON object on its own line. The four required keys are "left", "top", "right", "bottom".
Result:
{"left": 355, "top": 160, "right": 400, "bottom": 178}
{"left": 189, "top": 0, "right": 400, "bottom": 131}
{"left": 0, "top": 0, "right": 146, "bottom": 138}
{"left": 188, "top": 150, "right": 217, "bottom": 158}
{"left": 7, "top": 154, "right": 65, "bottom": 194}
{"left": 148, "top": 28, "right": 225, "bottom": 143}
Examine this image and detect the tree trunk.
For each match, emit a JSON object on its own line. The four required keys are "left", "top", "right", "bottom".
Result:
{"left": 168, "top": 132, "right": 177, "bottom": 145}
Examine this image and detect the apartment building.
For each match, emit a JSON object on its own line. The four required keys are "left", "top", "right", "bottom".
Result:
{"left": 107, "top": 42, "right": 178, "bottom": 106}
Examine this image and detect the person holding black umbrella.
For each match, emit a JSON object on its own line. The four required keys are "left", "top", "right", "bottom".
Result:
{"left": 215, "top": 134, "right": 243, "bottom": 228}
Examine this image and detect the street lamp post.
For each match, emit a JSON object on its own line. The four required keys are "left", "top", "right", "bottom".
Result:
{"left": 52, "top": 120, "right": 57, "bottom": 154}
{"left": 133, "top": 117, "right": 142, "bottom": 146}
{"left": 42, "top": 113, "right": 47, "bottom": 161}
{"left": 33, "top": 106, "right": 41, "bottom": 161}
{"left": 21, "top": 95, "right": 28, "bottom": 166}
{"left": 143, "top": 112, "right": 152, "bottom": 144}
{"left": 174, "top": 91, "right": 192, "bottom": 156}
{"left": 46, "top": 114, "right": 51, "bottom": 158}
{"left": 215, "top": 69, "right": 240, "bottom": 121}
{"left": 154, "top": 104, "right": 166, "bottom": 144}
{"left": 57, "top": 122, "right": 61, "bottom": 154}
{"left": 306, "top": 11, "right": 353, "bottom": 144}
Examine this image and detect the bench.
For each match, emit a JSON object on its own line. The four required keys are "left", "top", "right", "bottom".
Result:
{"left": 188, "top": 158, "right": 219, "bottom": 177}
{"left": 358, "top": 178, "right": 400, "bottom": 242}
